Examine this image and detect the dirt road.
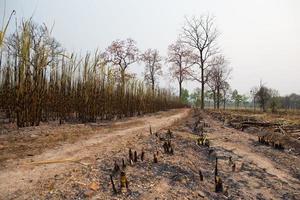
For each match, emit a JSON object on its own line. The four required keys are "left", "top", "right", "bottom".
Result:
{"left": 0, "top": 109, "right": 189, "bottom": 199}
{"left": 0, "top": 109, "right": 299, "bottom": 199}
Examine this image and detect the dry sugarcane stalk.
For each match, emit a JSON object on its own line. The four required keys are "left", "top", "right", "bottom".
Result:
{"left": 167, "top": 129, "right": 173, "bottom": 138}
{"left": 163, "top": 141, "right": 168, "bottom": 153}
{"left": 0, "top": 10, "right": 16, "bottom": 48}
{"left": 134, "top": 151, "right": 138, "bottom": 162}
{"left": 110, "top": 174, "right": 117, "bottom": 194}
{"left": 0, "top": 19, "right": 186, "bottom": 127}
{"left": 240, "top": 162, "right": 245, "bottom": 171}
{"left": 228, "top": 156, "right": 233, "bottom": 166}
{"left": 215, "top": 157, "right": 218, "bottom": 179}
{"left": 215, "top": 176, "right": 223, "bottom": 193}
{"left": 141, "top": 149, "right": 145, "bottom": 161}
{"left": 214, "top": 157, "right": 223, "bottom": 193}
{"left": 113, "top": 161, "right": 120, "bottom": 173}
{"left": 232, "top": 163, "right": 236, "bottom": 172}
{"left": 122, "top": 158, "right": 126, "bottom": 169}
{"left": 153, "top": 153, "right": 158, "bottom": 163}
{"left": 120, "top": 171, "right": 128, "bottom": 193}
{"left": 199, "top": 170, "right": 203, "bottom": 181}
{"left": 170, "top": 146, "right": 174, "bottom": 155}
{"left": 129, "top": 148, "right": 133, "bottom": 162}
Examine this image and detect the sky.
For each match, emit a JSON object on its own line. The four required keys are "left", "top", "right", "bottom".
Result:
{"left": 1, "top": 0, "right": 300, "bottom": 96}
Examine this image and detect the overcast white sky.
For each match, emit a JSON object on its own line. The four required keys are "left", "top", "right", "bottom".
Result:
{"left": 2, "top": 0, "right": 300, "bottom": 96}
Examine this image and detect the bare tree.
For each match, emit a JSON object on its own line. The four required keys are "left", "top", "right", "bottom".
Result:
{"left": 269, "top": 89, "right": 280, "bottom": 113}
{"left": 221, "top": 81, "right": 230, "bottom": 110}
{"left": 250, "top": 86, "right": 258, "bottom": 111}
{"left": 255, "top": 84, "right": 271, "bottom": 112}
{"left": 167, "top": 39, "right": 193, "bottom": 99}
{"left": 104, "top": 38, "right": 139, "bottom": 92}
{"left": 206, "top": 55, "right": 232, "bottom": 109}
{"left": 140, "top": 48, "right": 162, "bottom": 92}
{"left": 181, "top": 15, "right": 219, "bottom": 109}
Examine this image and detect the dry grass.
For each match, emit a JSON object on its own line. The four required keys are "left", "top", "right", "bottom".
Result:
{"left": 217, "top": 108, "right": 300, "bottom": 125}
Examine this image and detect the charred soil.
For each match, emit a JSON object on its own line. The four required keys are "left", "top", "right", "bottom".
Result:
{"left": 0, "top": 108, "right": 299, "bottom": 199}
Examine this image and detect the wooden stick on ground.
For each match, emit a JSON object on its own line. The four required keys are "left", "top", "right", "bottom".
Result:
{"left": 26, "top": 158, "right": 89, "bottom": 166}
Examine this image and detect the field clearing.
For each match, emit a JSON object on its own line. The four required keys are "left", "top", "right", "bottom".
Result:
{"left": 0, "top": 108, "right": 299, "bottom": 199}
{"left": 213, "top": 108, "right": 300, "bottom": 125}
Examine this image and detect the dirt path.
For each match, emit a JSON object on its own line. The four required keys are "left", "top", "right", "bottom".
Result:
{"left": 1, "top": 109, "right": 299, "bottom": 199}
{"left": 204, "top": 112, "right": 300, "bottom": 199}
{"left": 0, "top": 109, "right": 190, "bottom": 199}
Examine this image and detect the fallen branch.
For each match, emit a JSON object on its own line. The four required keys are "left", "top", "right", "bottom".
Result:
{"left": 26, "top": 158, "right": 89, "bottom": 166}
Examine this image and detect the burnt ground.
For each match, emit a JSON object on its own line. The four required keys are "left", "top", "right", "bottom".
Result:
{"left": 0, "top": 108, "right": 299, "bottom": 199}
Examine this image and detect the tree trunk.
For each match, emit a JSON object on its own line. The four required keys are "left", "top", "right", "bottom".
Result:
{"left": 201, "top": 66, "right": 204, "bottom": 109}
{"left": 179, "top": 81, "right": 182, "bottom": 99}
{"left": 216, "top": 87, "right": 220, "bottom": 109}
{"left": 152, "top": 79, "right": 155, "bottom": 92}
{"left": 121, "top": 69, "right": 125, "bottom": 94}
{"left": 213, "top": 92, "right": 216, "bottom": 109}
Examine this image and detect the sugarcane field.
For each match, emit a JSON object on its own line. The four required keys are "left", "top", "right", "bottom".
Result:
{"left": 0, "top": 0, "right": 300, "bottom": 200}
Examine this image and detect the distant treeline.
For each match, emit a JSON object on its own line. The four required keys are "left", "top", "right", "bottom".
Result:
{"left": 278, "top": 93, "right": 300, "bottom": 110}
{"left": 229, "top": 93, "right": 300, "bottom": 111}
{"left": 189, "top": 87, "right": 300, "bottom": 112}
{"left": 0, "top": 20, "right": 184, "bottom": 127}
